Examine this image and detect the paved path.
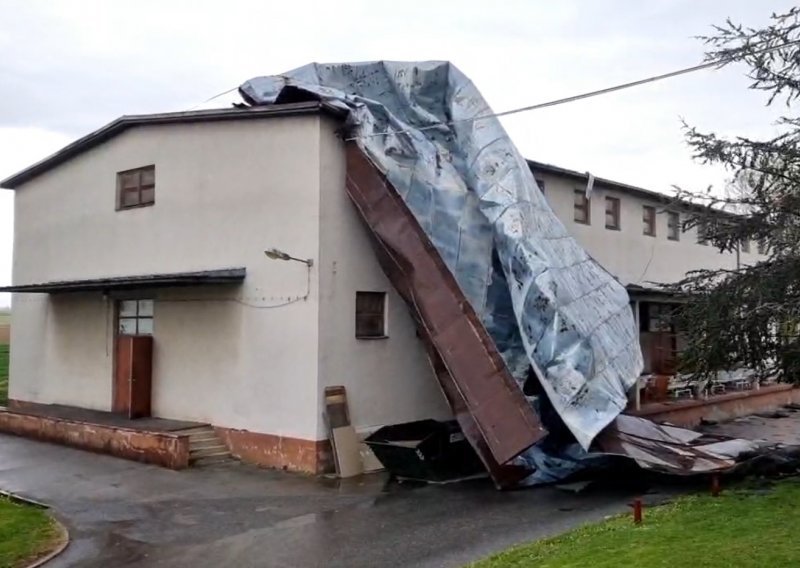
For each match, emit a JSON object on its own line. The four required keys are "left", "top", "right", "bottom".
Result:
{"left": 0, "top": 434, "right": 642, "bottom": 567}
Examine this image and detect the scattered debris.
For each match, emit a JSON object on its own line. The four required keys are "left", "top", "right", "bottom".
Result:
{"left": 324, "top": 386, "right": 363, "bottom": 478}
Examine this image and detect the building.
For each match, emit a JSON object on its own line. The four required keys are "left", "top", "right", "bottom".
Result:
{"left": 529, "top": 160, "right": 764, "bottom": 376}
{"left": 0, "top": 103, "right": 762, "bottom": 472}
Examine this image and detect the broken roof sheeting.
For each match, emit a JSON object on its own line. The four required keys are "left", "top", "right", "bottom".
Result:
{"left": 596, "top": 415, "right": 757, "bottom": 474}
{"left": 240, "top": 61, "right": 643, "bottom": 450}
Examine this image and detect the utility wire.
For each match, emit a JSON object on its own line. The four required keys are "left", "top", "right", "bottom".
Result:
{"left": 347, "top": 38, "right": 800, "bottom": 141}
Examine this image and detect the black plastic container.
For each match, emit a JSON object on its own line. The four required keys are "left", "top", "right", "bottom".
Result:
{"left": 365, "top": 419, "right": 485, "bottom": 482}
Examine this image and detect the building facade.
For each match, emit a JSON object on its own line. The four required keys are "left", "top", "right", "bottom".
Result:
{"left": 0, "top": 104, "right": 759, "bottom": 472}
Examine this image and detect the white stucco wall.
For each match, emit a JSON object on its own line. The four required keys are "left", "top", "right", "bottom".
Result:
{"left": 535, "top": 172, "right": 763, "bottom": 286}
{"left": 10, "top": 116, "right": 323, "bottom": 440}
{"left": 315, "top": 119, "right": 451, "bottom": 438}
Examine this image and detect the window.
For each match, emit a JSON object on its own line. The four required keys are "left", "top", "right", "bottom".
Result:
{"left": 667, "top": 211, "right": 680, "bottom": 241}
{"left": 573, "top": 190, "right": 590, "bottom": 224}
{"left": 740, "top": 239, "right": 750, "bottom": 253}
{"left": 118, "top": 300, "right": 154, "bottom": 336}
{"left": 117, "top": 165, "right": 155, "bottom": 210}
{"left": 355, "top": 292, "right": 386, "bottom": 338}
{"left": 605, "top": 197, "right": 620, "bottom": 230}
{"left": 639, "top": 302, "right": 675, "bottom": 333}
{"left": 642, "top": 205, "right": 656, "bottom": 237}
{"left": 697, "top": 222, "right": 709, "bottom": 245}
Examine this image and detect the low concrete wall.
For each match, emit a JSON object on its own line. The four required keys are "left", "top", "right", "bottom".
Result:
{"left": 0, "top": 409, "right": 190, "bottom": 469}
{"left": 630, "top": 384, "right": 800, "bottom": 428}
{"left": 214, "top": 426, "right": 333, "bottom": 473}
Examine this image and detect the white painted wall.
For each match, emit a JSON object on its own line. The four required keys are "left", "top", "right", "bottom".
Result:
{"left": 11, "top": 116, "right": 323, "bottom": 440}
{"left": 315, "top": 118, "right": 451, "bottom": 438}
{"left": 535, "top": 172, "right": 763, "bottom": 286}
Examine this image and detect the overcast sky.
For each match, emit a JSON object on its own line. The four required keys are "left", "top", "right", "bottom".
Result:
{"left": 0, "top": 0, "right": 794, "bottom": 307}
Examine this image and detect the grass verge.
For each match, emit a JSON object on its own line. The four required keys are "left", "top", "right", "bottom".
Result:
{"left": 0, "top": 344, "right": 8, "bottom": 407}
{"left": 0, "top": 497, "right": 62, "bottom": 568}
{"left": 471, "top": 479, "right": 800, "bottom": 568}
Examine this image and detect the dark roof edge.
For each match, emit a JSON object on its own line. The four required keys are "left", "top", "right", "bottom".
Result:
{"left": 0, "top": 267, "right": 247, "bottom": 293}
{"left": 1, "top": 102, "right": 346, "bottom": 189}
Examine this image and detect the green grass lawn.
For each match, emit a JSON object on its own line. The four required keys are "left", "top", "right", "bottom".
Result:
{"left": 0, "top": 497, "right": 62, "bottom": 568}
{"left": 0, "top": 344, "right": 8, "bottom": 407}
{"left": 472, "top": 479, "right": 800, "bottom": 568}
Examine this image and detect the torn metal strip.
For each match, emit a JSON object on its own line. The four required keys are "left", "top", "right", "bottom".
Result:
{"left": 345, "top": 144, "right": 546, "bottom": 487}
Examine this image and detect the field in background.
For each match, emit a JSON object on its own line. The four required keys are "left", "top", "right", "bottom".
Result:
{"left": 0, "top": 310, "right": 8, "bottom": 406}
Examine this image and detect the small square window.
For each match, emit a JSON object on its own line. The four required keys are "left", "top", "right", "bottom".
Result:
{"left": 355, "top": 292, "right": 387, "bottom": 339}
{"left": 116, "top": 165, "right": 155, "bottom": 210}
{"left": 605, "top": 197, "right": 620, "bottom": 230}
{"left": 117, "top": 299, "right": 154, "bottom": 336}
{"left": 642, "top": 205, "right": 656, "bottom": 237}
{"left": 667, "top": 211, "right": 680, "bottom": 241}
{"left": 573, "top": 190, "right": 590, "bottom": 224}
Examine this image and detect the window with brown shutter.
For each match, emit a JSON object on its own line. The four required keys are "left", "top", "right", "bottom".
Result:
{"left": 573, "top": 190, "right": 590, "bottom": 224}
{"left": 642, "top": 205, "right": 656, "bottom": 237}
{"left": 667, "top": 211, "right": 680, "bottom": 241}
{"left": 117, "top": 166, "right": 155, "bottom": 210}
{"left": 605, "top": 196, "right": 620, "bottom": 230}
{"left": 355, "top": 292, "right": 387, "bottom": 339}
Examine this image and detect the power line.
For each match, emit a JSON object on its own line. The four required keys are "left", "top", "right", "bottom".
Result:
{"left": 347, "top": 38, "right": 800, "bottom": 141}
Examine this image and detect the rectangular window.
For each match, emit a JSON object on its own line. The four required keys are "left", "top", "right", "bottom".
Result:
{"left": 740, "top": 239, "right": 750, "bottom": 253}
{"left": 667, "top": 211, "right": 680, "bottom": 241}
{"left": 117, "top": 165, "right": 155, "bottom": 210}
{"left": 605, "top": 197, "right": 620, "bottom": 230}
{"left": 642, "top": 205, "right": 656, "bottom": 237}
{"left": 118, "top": 299, "right": 154, "bottom": 336}
{"left": 573, "top": 190, "right": 590, "bottom": 224}
{"left": 697, "top": 222, "right": 709, "bottom": 245}
{"left": 355, "top": 292, "right": 387, "bottom": 339}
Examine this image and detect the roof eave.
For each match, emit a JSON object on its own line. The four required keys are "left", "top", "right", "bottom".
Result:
{"left": 1, "top": 102, "right": 346, "bottom": 189}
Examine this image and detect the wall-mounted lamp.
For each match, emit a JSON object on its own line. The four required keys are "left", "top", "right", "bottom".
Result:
{"left": 264, "top": 248, "right": 314, "bottom": 267}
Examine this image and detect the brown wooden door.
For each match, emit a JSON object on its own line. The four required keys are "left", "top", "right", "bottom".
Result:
{"left": 113, "top": 335, "right": 153, "bottom": 419}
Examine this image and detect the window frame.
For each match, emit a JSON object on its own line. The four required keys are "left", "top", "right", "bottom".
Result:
{"left": 604, "top": 196, "right": 620, "bottom": 230}
{"left": 573, "top": 190, "right": 590, "bottom": 225}
{"left": 697, "top": 221, "right": 709, "bottom": 246}
{"left": 355, "top": 291, "right": 388, "bottom": 339}
{"left": 117, "top": 299, "right": 154, "bottom": 336}
{"left": 116, "top": 165, "right": 156, "bottom": 210}
{"left": 667, "top": 211, "right": 680, "bottom": 241}
{"left": 642, "top": 205, "right": 656, "bottom": 237}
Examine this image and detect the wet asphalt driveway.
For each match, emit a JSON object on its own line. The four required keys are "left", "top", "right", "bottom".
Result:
{"left": 0, "top": 433, "right": 643, "bottom": 567}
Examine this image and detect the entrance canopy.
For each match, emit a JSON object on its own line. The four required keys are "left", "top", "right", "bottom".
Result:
{"left": 0, "top": 268, "right": 246, "bottom": 293}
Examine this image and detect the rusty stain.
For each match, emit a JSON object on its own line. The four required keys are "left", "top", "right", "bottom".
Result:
{"left": 214, "top": 427, "right": 333, "bottom": 473}
{"left": 344, "top": 144, "right": 546, "bottom": 488}
{"left": 0, "top": 408, "right": 189, "bottom": 469}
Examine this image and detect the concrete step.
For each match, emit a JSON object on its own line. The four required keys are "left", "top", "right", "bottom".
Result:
{"left": 190, "top": 439, "right": 228, "bottom": 451}
{"left": 189, "top": 446, "right": 231, "bottom": 459}
{"left": 191, "top": 454, "right": 237, "bottom": 467}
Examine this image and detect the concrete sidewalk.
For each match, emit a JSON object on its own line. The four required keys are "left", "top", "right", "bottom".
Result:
{"left": 0, "top": 433, "right": 641, "bottom": 567}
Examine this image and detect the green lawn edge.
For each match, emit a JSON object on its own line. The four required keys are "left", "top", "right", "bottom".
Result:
{"left": 0, "top": 497, "right": 63, "bottom": 568}
{"left": 470, "top": 479, "right": 800, "bottom": 568}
